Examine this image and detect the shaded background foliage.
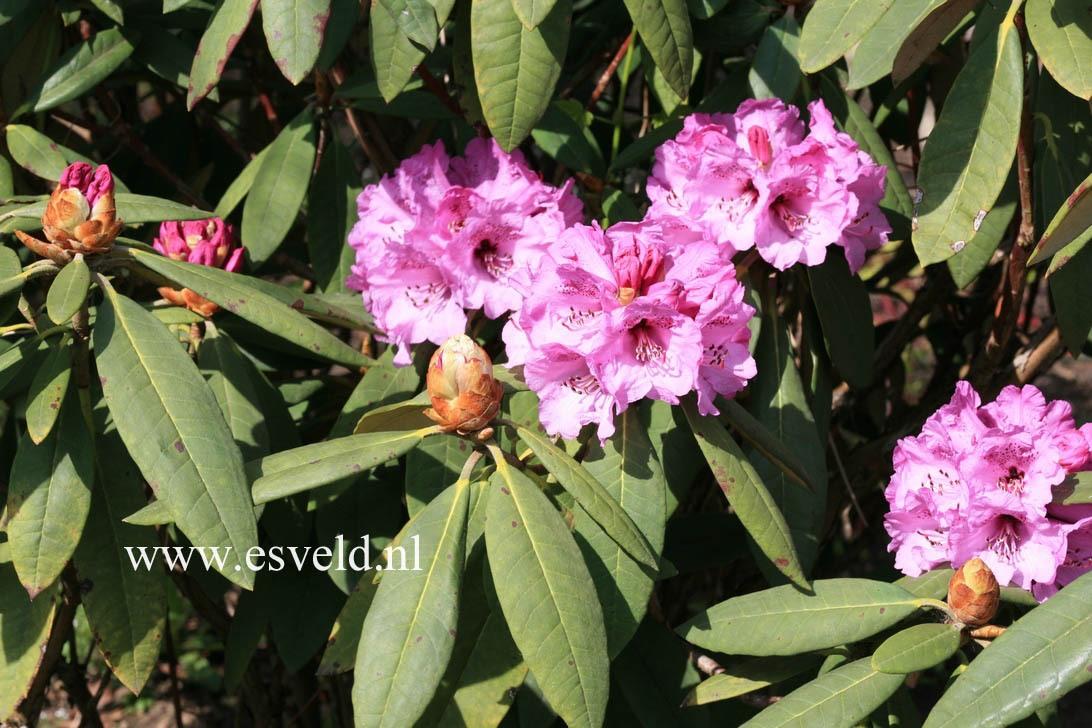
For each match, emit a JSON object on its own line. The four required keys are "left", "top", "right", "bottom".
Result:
{"left": 0, "top": 0, "right": 1090, "bottom": 726}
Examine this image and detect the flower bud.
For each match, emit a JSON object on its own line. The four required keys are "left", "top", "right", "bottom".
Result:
{"left": 947, "top": 558, "right": 1000, "bottom": 627}
{"left": 16, "top": 163, "right": 123, "bottom": 263}
{"left": 153, "top": 218, "right": 244, "bottom": 317}
{"left": 424, "top": 335, "right": 504, "bottom": 434}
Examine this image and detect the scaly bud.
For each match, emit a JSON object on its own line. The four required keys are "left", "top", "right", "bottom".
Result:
{"left": 424, "top": 335, "right": 504, "bottom": 434}
{"left": 16, "top": 163, "right": 122, "bottom": 264}
{"left": 947, "top": 558, "right": 1000, "bottom": 627}
{"left": 153, "top": 218, "right": 244, "bottom": 317}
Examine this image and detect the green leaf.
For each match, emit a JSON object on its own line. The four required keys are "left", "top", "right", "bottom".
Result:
{"left": 434, "top": 609, "right": 527, "bottom": 726}
{"left": 847, "top": 0, "right": 944, "bottom": 89}
{"left": 808, "top": 254, "right": 874, "bottom": 388}
{"left": 133, "top": 24, "right": 218, "bottom": 100}
{"left": 6, "top": 391, "right": 93, "bottom": 598}
{"left": 0, "top": 565, "right": 57, "bottom": 721}
{"left": 46, "top": 256, "right": 90, "bottom": 325}
{"left": 719, "top": 398, "right": 812, "bottom": 493}
{"left": 797, "top": 0, "right": 893, "bottom": 73}
{"left": 890, "top": 0, "right": 978, "bottom": 84}
{"left": 683, "top": 656, "right": 820, "bottom": 706}
{"left": 318, "top": 575, "right": 379, "bottom": 675}
{"left": 317, "top": 0, "right": 360, "bottom": 69}
{"left": 947, "top": 164, "right": 1018, "bottom": 288}
{"left": 923, "top": 569, "right": 1092, "bottom": 727}
{"left": 241, "top": 108, "right": 316, "bottom": 263}
{"left": 307, "top": 136, "right": 360, "bottom": 293}
{"left": 681, "top": 396, "right": 807, "bottom": 588}
{"left": 573, "top": 408, "right": 667, "bottom": 657}
{"left": 380, "top": 0, "right": 439, "bottom": 48}
{"left": 912, "top": 9, "right": 1023, "bottom": 266}
{"left": 1027, "top": 0, "right": 1092, "bottom": 101}
{"left": 532, "top": 100, "right": 606, "bottom": 177}
{"left": 353, "top": 391, "right": 435, "bottom": 433}
{"left": 199, "top": 327, "right": 274, "bottom": 460}
{"left": 114, "top": 193, "right": 212, "bottom": 223}
{"left": 330, "top": 353, "right": 420, "bottom": 439}
{"left": 1049, "top": 237, "right": 1092, "bottom": 354}
{"left": 261, "top": 0, "right": 331, "bottom": 84}
{"left": 472, "top": 0, "right": 571, "bottom": 152}
{"left": 90, "top": 0, "right": 124, "bottom": 23}
{"left": 1030, "top": 170, "right": 1092, "bottom": 265}
{"left": 123, "top": 499, "right": 172, "bottom": 526}
{"left": 748, "top": 306, "right": 827, "bottom": 577}
{"left": 740, "top": 658, "right": 904, "bottom": 728}
{"left": 269, "top": 566, "right": 345, "bottom": 673}
{"left": 0, "top": 246, "right": 22, "bottom": 302}
{"left": 74, "top": 432, "right": 167, "bottom": 695}
{"left": 25, "top": 340, "right": 71, "bottom": 445}
{"left": 18, "top": 27, "right": 135, "bottom": 115}
{"left": 5, "top": 124, "right": 66, "bottom": 181}
{"left": 510, "top": 0, "right": 557, "bottom": 29}
{"left": 747, "top": 14, "right": 801, "bottom": 103}
{"left": 128, "top": 249, "right": 372, "bottom": 369}
{"left": 515, "top": 424, "right": 658, "bottom": 570}
{"left": 214, "top": 147, "right": 269, "bottom": 219}
{"left": 249, "top": 429, "right": 432, "bottom": 503}
{"left": 895, "top": 568, "right": 954, "bottom": 599}
{"left": 406, "top": 435, "right": 478, "bottom": 518}
{"left": 623, "top": 0, "right": 693, "bottom": 99}
{"left": 677, "top": 579, "right": 922, "bottom": 656}
{"left": 370, "top": 0, "right": 427, "bottom": 102}
{"left": 93, "top": 283, "right": 258, "bottom": 589}
{"left": 352, "top": 481, "right": 470, "bottom": 727}
{"left": 0, "top": 0, "right": 33, "bottom": 25}
{"left": 223, "top": 580, "right": 271, "bottom": 692}
{"left": 486, "top": 461, "right": 609, "bottom": 728}
{"left": 188, "top": 0, "right": 260, "bottom": 108}
{"left": 685, "top": 0, "right": 729, "bottom": 20}
{"left": 1052, "top": 471, "right": 1092, "bottom": 506}
{"left": 872, "top": 623, "right": 963, "bottom": 674}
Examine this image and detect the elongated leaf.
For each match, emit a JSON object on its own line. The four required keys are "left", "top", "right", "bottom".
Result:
{"left": 891, "top": 0, "right": 978, "bottom": 83}
{"left": 872, "top": 623, "right": 962, "bottom": 674}
{"left": 0, "top": 246, "right": 24, "bottom": 301}
{"left": 1027, "top": 0, "right": 1092, "bottom": 101}
{"left": 511, "top": 0, "right": 557, "bottom": 29}
{"left": 318, "top": 575, "right": 379, "bottom": 675}
{"left": 923, "top": 569, "right": 1092, "bottom": 727}
{"left": 912, "top": 9, "right": 1022, "bottom": 265}
{"left": 114, "top": 193, "right": 212, "bottom": 223}
{"left": 46, "top": 256, "right": 90, "bottom": 325}
{"left": 516, "top": 424, "right": 657, "bottom": 569}
{"left": 214, "top": 147, "right": 269, "bottom": 219}
{"left": 486, "top": 462, "right": 609, "bottom": 728}
{"left": 748, "top": 307, "right": 827, "bottom": 577}
{"left": 5, "top": 124, "right": 66, "bottom": 180}
{"left": 381, "top": 0, "right": 439, "bottom": 48}
{"left": 0, "top": 565, "right": 56, "bottom": 721}
{"left": 1049, "top": 237, "right": 1092, "bottom": 354}
{"left": 896, "top": 568, "right": 955, "bottom": 599}
{"left": 307, "top": 137, "right": 360, "bottom": 294}
{"left": 241, "top": 108, "right": 316, "bottom": 262}
{"left": 249, "top": 429, "right": 432, "bottom": 503}
{"left": 741, "top": 658, "right": 904, "bottom": 728}
{"left": 90, "top": 0, "right": 124, "bottom": 23}
{"left": 6, "top": 392, "right": 93, "bottom": 598}
{"left": 19, "top": 27, "right": 135, "bottom": 114}
{"left": 199, "top": 328, "right": 274, "bottom": 460}
{"left": 353, "top": 481, "right": 470, "bottom": 727}
{"left": 622, "top": 0, "right": 692, "bottom": 99}
{"left": 74, "top": 433, "right": 167, "bottom": 695}
{"left": 93, "top": 283, "right": 258, "bottom": 589}
{"left": 681, "top": 397, "right": 807, "bottom": 588}
{"left": 330, "top": 353, "right": 420, "bottom": 439}
{"left": 435, "top": 610, "right": 527, "bottom": 726}
{"left": 123, "top": 499, "right": 172, "bottom": 526}
{"left": 261, "top": 0, "right": 331, "bottom": 84}
{"left": 677, "top": 579, "right": 922, "bottom": 656}
{"left": 947, "top": 164, "right": 1018, "bottom": 287}
{"left": 134, "top": 24, "right": 219, "bottom": 101}
{"left": 1030, "top": 170, "right": 1092, "bottom": 265}
{"left": 847, "top": 0, "right": 944, "bottom": 88}
{"left": 128, "top": 248, "right": 371, "bottom": 368}
{"left": 188, "top": 0, "right": 260, "bottom": 108}
{"left": 25, "top": 341, "right": 71, "bottom": 445}
{"left": 573, "top": 408, "right": 667, "bottom": 657}
{"left": 354, "top": 391, "right": 434, "bottom": 433}
{"left": 370, "top": 0, "right": 426, "bottom": 101}
{"left": 748, "top": 15, "right": 801, "bottom": 103}
{"left": 798, "top": 0, "right": 893, "bottom": 73}
{"left": 719, "top": 399, "right": 812, "bottom": 492}
{"left": 683, "top": 656, "right": 820, "bottom": 706}
{"left": 809, "top": 254, "right": 874, "bottom": 388}
{"left": 472, "top": 0, "right": 571, "bottom": 151}
{"left": 406, "top": 435, "right": 478, "bottom": 518}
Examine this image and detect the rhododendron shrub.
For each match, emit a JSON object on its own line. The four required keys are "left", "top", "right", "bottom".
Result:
{"left": 1, "top": 1, "right": 1091, "bottom": 726}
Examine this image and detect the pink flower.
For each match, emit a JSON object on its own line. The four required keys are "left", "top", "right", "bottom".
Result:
{"left": 523, "top": 343, "right": 619, "bottom": 441}
{"left": 154, "top": 219, "right": 244, "bottom": 272}
{"left": 646, "top": 98, "right": 889, "bottom": 273}
{"left": 347, "top": 139, "right": 584, "bottom": 366}
{"left": 885, "top": 381, "right": 1092, "bottom": 599}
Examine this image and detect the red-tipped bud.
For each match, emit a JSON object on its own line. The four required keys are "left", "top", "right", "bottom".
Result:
{"left": 424, "top": 335, "right": 503, "bottom": 434}
{"left": 16, "top": 163, "right": 122, "bottom": 264}
{"left": 947, "top": 558, "right": 1000, "bottom": 627}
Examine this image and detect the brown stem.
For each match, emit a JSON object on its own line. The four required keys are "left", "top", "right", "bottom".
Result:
{"left": 15, "top": 566, "right": 81, "bottom": 726}
{"left": 587, "top": 32, "right": 633, "bottom": 111}
{"left": 162, "top": 608, "right": 185, "bottom": 728}
{"left": 329, "top": 65, "right": 393, "bottom": 175}
{"left": 416, "top": 65, "right": 466, "bottom": 120}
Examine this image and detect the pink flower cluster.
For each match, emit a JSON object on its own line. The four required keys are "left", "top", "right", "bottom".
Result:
{"left": 154, "top": 218, "right": 244, "bottom": 272}
{"left": 346, "top": 138, "right": 582, "bottom": 365}
{"left": 885, "top": 381, "right": 1092, "bottom": 600}
{"left": 503, "top": 220, "right": 756, "bottom": 439}
{"left": 646, "top": 99, "right": 889, "bottom": 272}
